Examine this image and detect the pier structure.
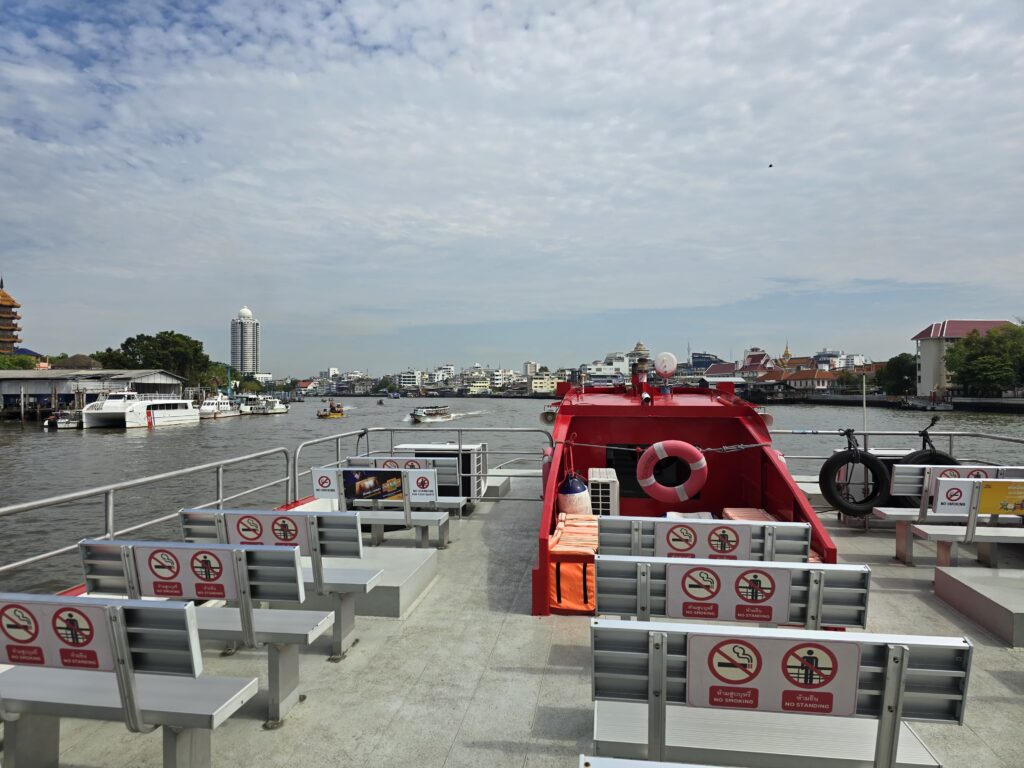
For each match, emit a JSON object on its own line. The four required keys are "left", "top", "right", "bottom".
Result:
{"left": 0, "top": 368, "right": 185, "bottom": 421}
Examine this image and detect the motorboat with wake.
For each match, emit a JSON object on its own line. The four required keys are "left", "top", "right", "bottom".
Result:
{"left": 532, "top": 352, "right": 836, "bottom": 614}
{"left": 410, "top": 405, "right": 452, "bottom": 423}
{"left": 316, "top": 400, "right": 345, "bottom": 419}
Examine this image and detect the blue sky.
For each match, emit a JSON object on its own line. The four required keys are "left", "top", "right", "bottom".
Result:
{"left": 2, "top": 1, "right": 1022, "bottom": 376}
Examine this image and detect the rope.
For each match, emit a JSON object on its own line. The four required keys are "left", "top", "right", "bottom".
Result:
{"left": 553, "top": 438, "right": 772, "bottom": 455}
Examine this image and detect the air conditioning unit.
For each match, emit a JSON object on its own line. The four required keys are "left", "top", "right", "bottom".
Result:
{"left": 588, "top": 467, "right": 620, "bottom": 516}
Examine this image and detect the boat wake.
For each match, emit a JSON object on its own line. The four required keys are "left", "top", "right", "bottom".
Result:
{"left": 451, "top": 410, "right": 488, "bottom": 420}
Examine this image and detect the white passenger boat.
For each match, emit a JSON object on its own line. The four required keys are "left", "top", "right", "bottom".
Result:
{"left": 198, "top": 393, "right": 241, "bottom": 419}
{"left": 42, "top": 410, "right": 82, "bottom": 430}
{"left": 410, "top": 405, "right": 452, "bottom": 423}
{"left": 236, "top": 393, "right": 263, "bottom": 414}
{"left": 81, "top": 389, "right": 199, "bottom": 428}
{"left": 250, "top": 396, "right": 289, "bottom": 415}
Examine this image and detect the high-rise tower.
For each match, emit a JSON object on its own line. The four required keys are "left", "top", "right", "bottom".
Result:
{"left": 0, "top": 277, "right": 22, "bottom": 355}
{"left": 230, "top": 306, "right": 261, "bottom": 376}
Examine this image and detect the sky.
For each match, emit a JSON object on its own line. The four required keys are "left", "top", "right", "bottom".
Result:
{"left": 1, "top": 1, "right": 1022, "bottom": 377}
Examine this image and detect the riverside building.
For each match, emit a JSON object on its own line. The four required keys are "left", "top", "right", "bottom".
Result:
{"left": 230, "top": 306, "right": 261, "bottom": 377}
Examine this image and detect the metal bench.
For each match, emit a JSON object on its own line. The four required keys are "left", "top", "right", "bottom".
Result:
{"left": 595, "top": 555, "right": 870, "bottom": 629}
{"left": 911, "top": 525, "right": 1024, "bottom": 567}
{"left": 872, "top": 507, "right": 997, "bottom": 565}
{"left": 591, "top": 618, "right": 972, "bottom": 768}
{"left": 598, "top": 516, "right": 813, "bottom": 562}
{"left": 345, "top": 455, "right": 471, "bottom": 517}
{"left": 579, "top": 758, "right": 719, "bottom": 768}
{"left": 0, "top": 593, "right": 257, "bottom": 768}
{"left": 180, "top": 508, "right": 382, "bottom": 658}
{"left": 79, "top": 539, "right": 332, "bottom": 727}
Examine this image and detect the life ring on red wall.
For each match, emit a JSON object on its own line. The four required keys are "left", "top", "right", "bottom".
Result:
{"left": 636, "top": 440, "right": 708, "bottom": 503}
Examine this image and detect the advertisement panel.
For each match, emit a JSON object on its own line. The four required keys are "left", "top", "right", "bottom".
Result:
{"left": 977, "top": 481, "right": 1024, "bottom": 515}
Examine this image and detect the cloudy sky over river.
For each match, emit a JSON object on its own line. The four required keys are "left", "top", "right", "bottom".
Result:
{"left": 2, "top": 1, "right": 1021, "bottom": 375}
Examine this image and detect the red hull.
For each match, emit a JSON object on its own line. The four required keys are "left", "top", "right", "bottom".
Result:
{"left": 531, "top": 386, "right": 836, "bottom": 615}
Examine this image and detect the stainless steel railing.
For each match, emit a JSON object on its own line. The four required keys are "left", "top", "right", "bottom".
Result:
{"left": 0, "top": 447, "right": 292, "bottom": 576}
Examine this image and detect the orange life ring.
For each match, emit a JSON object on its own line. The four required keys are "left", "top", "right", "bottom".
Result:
{"left": 636, "top": 440, "right": 708, "bottom": 503}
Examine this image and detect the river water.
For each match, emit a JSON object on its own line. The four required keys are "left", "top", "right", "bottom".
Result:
{"left": 2, "top": 398, "right": 1023, "bottom": 590}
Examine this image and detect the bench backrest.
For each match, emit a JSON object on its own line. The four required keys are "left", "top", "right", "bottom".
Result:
{"left": 393, "top": 442, "right": 488, "bottom": 500}
{"left": 930, "top": 477, "right": 1024, "bottom": 542}
{"left": 889, "top": 463, "right": 1024, "bottom": 499}
{"left": 598, "top": 516, "right": 812, "bottom": 562}
{"left": 179, "top": 508, "right": 362, "bottom": 595}
{"left": 592, "top": 619, "right": 972, "bottom": 763}
{"left": 79, "top": 539, "right": 304, "bottom": 647}
{"left": 594, "top": 555, "right": 870, "bottom": 629}
{"left": 0, "top": 593, "right": 202, "bottom": 731}
{"left": 346, "top": 455, "right": 460, "bottom": 490}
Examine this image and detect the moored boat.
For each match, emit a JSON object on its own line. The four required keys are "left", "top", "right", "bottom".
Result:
{"left": 410, "top": 405, "right": 452, "bottom": 423}
{"left": 198, "top": 393, "right": 241, "bottom": 419}
{"left": 250, "top": 396, "right": 289, "bottom": 415}
{"left": 81, "top": 389, "right": 199, "bottom": 429}
{"left": 532, "top": 357, "right": 835, "bottom": 615}
{"left": 42, "top": 410, "right": 82, "bottom": 429}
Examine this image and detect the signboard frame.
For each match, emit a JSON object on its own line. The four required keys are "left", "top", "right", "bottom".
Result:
{"left": 654, "top": 520, "right": 752, "bottom": 560}
{"left": 665, "top": 562, "right": 792, "bottom": 624}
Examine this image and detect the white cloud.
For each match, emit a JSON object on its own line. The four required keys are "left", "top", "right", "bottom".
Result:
{"left": 1, "top": 0, "right": 1022, "bottom": 370}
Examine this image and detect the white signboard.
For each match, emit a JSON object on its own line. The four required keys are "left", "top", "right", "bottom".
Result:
{"left": 311, "top": 467, "right": 339, "bottom": 500}
{"left": 654, "top": 521, "right": 752, "bottom": 560}
{"left": 374, "top": 457, "right": 428, "bottom": 470}
{"left": 1, "top": 600, "right": 115, "bottom": 671}
{"left": 665, "top": 563, "right": 792, "bottom": 623}
{"left": 225, "top": 511, "right": 312, "bottom": 554}
{"left": 406, "top": 469, "right": 438, "bottom": 503}
{"left": 931, "top": 478, "right": 976, "bottom": 515}
{"left": 133, "top": 544, "right": 239, "bottom": 601}
{"left": 687, "top": 634, "right": 860, "bottom": 716}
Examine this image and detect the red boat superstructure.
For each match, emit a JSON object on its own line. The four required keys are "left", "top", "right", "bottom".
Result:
{"left": 531, "top": 381, "right": 837, "bottom": 615}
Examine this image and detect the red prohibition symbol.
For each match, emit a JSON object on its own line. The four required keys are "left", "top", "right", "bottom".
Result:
{"left": 734, "top": 569, "right": 775, "bottom": 603}
{"left": 382, "top": 460, "right": 399, "bottom": 469}
{"left": 148, "top": 549, "right": 181, "bottom": 580}
{"left": 0, "top": 604, "right": 39, "bottom": 643}
{"left": 236, "top": 516, "right": 263, "bottom": 540}
{"left": 708, "top": 639, "right": 762, "bottom": 685}
{"left": 666, "top": 524, "right": 697, "bottom": 552}
{"left": 782, "top": 643, "right": 839, "bottom": 688}
{"left": 52, "top": 608, "right": 94, "bottom": 647}
{"left": 405, "top": 460, "right": 421, "bottom": 469}
{"left": 708, "top": 526, "right": 739, "bottom": 554}
{"left": 190, "top": 551, "right": 224, "bottom": 582}
{"left": 272, "top": 516, "right": 299, "bottom": 542}
{"left": 416, "top": 476, "right": 431, "bottom": 490}
{"left": 945, "top": 488, "right": 963, "bottom": 502}
{"left": 317, "top": 474, "right": 333, "bottom": 488}
{"left": 681, "top": 567, "right": 721, "bottom": 601}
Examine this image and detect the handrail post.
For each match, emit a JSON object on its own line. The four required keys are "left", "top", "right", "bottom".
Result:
{"left": 336, "top": 437, "right": 342, "bottom": 468}
{"left": 216, "top": 465, "right": 225, "bottom": 510}
{"left": 104, "top": 490, "right": 115, "bottom": 539}
{"left": 286, "top": 451, "right": 295, "bottom": 504}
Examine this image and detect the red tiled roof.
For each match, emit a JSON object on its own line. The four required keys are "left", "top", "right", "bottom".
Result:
{"left": 786, "top": 370, "right": 835, "bottom": 381}
{"left": 757, "top": 371, "right": 786, "bottom": 381}
{"left": 911, "top": 320, "right": 1012, "bottom": 341}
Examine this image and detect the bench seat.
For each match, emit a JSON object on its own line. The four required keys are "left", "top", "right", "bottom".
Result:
{"left": 594, "top": 699, "right": 940, "bottom": 768}
{"left": 196, "top": 607, "right": 333, "bottom": 645}
{"left": 873, "top": 507, "right": 995, "bottom": 565}
{"left": 912, "top": 524, "right": 1024, "bottom": 567}
{"left": 580, "top": 757, "right": 719, "bottom": 768}
{"left": 0, "top": 666, "right": 257, "bottom": 730}
{"left": 359, "top": 509, "right": 450, "bottom": 549}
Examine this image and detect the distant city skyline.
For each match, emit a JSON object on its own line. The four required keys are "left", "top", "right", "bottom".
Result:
{"left": 2, "top": 3, "right": 1021, "bottom": 375}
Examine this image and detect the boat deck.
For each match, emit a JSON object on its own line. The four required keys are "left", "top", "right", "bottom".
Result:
{"left": 30, "top": 479, "right": 1024, "bottom": 767}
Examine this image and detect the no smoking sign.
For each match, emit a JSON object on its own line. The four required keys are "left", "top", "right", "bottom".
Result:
{"left": 655, "top": 521, "right": 752, "bottom": 560}
{"left": 667, "top": 563, "right": 791, "bottom": 624}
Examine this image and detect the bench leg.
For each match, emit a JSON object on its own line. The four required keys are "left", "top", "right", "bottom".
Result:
{"left": 977, "top": 542, "right": 999, "bottom": 568}
{"left": 265, "top": 643, "right": 302, "bottom": 727}
{"left": 330, "top": 591, "right": 357, "bottom": 661}
{"left": 936, "top": 541, "right": 959, "bottom": 567}
{"left": 439, "top": 519, "right": 450, "bottom": 548}
{"left": 371, "top": 524, "right": 385, "bottom": 546}
{"left": 894, "top": 522, "right": 915, "bottom": 566}
{"left": 417, "top": 525, "right": 429, "bottom": 548}
{"left": 3, "top": 713, "right": 60, "bottom": 768}
{"left": 163, "top": 726, "right": 211, "bottom": 768}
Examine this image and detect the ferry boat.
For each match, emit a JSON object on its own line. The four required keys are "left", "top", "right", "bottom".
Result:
{"left": 410, "top": 405, "right": 452, "bottom": 423}
{"left": 81, "top": 389, "right": 199, "bottom": 428}
{"left": 249, "top": 396, "right": 289, "bottom": 415}
{"left": 198, "top": 393, "right": 241, "bottom": 419}
{"left": 532, "top": 368, "right": 834, "bottom": 615}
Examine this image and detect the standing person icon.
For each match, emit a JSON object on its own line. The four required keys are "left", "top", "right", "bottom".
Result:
{"left": 198, "top": 555, "right": 214, "bottom": 580}
{"left": 63, "top": 612, "right": 82, "bottom": 644}
{"left": 715, "top": 531, "right": 730, "bottom": 551}
{"left": 801, "top": 649, "right": 821, "bottom": 685}
{"left": 747, "top": 574, "right": 763, "bottom": 601}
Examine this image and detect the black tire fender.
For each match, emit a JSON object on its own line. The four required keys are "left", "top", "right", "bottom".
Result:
{"left": 818, "top": 450, "right": 892, "bottom": 517}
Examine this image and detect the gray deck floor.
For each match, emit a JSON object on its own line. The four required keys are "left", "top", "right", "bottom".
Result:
{"left": 40, "top": 481, "right": 1024, "bottom": 767}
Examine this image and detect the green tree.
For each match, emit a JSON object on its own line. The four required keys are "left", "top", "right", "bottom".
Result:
{"left": 946, "top": 324, "right": 1024, "bottom": 396}
{"left": 237, "top": 377, "right": 264, "bottom": 393}
{"left": 93, "top": 331, "right": 216, "bottom": 387}
{"left": 833, "top": 370, "right": 859, "bottom": 389}
{"left": 0, "top": 354, "right": 37, "bottom": 370}
{"left": 378, "top": 375, "right": 398, "bottom": 393}
{"left": 875, "top": 353, "right": 917, "bottom": 395}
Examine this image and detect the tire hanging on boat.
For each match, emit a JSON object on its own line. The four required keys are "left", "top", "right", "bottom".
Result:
{"left": 636, "top": 440, "right": 708, "bottom": 503}
{"left": 895, "top": 449, "right": 959, "bottom": 507}
{"left": 818, "top": 450, "right": 892, "bottom": 517}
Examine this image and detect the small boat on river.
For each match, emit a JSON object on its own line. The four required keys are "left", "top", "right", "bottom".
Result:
{"left": 410, "top": 405, "right": 452, "bottom": 423}
{"left": 42, "top": 410, "right": 82, "bottom": 430}
{"left": 316, "top": 400, "right": 345, "bottom": 419}
{"left": 198, "top": 393, "right": 241, "bottom": 419}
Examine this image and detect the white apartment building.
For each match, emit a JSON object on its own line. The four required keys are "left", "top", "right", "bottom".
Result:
{"left": 434, "top": 364, "right": 455, "bottom": 382}
{"left": 528, "top": 373, "right": 559, "bottom": 394}
{"left": 913, "top": 319, "right": 1012, "bottom": 396}
{"left": 230, "top": 306, "right": 261, "bottom": 376}
{"left": 397, "top": 370, "right": 423, "bottom": 388}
